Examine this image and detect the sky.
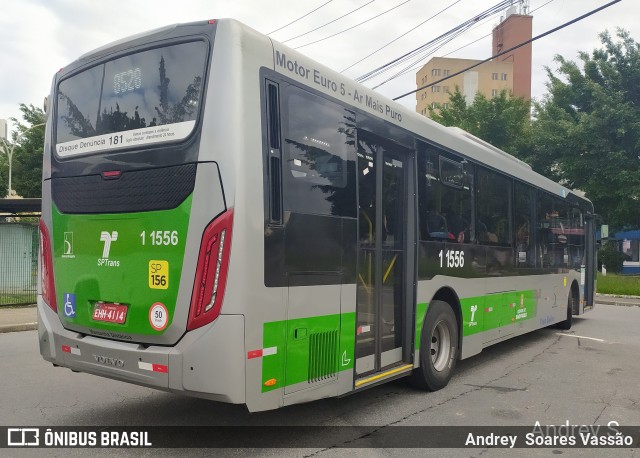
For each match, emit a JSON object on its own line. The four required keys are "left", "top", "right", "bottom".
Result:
{"left": 0, "top": 0, "right": 634, "bottom": 136}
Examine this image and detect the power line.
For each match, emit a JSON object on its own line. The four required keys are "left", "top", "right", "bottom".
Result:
{"left": 371, "top": 27, "right": 469, "bottom": 89}
{"left": 282, "top": 0, "right": 377, "bottom": 43}
{"left": 293, "top": 0, "right": 413, "bottom": 50}
{"left": 380, "top": 0, "right": 553, "bottom": 82}
{"left": 355, "top": 1, "right": 513, "bottom": 83}
{"left": 393, "top": 0, "right": 623, "bottom": 100}
{"left": 440, "top": 0, "right": 557, "bottom": 58}
{"left": 340, "top": 0, "right": 462, "bottom": 74}
{"left": 385, "top": 0, "right": 587, "bottom": 91}
{"left": 355, "top": 1, "right": 512, "bottom": 83}
{"left": 267, "top": 1, "right": 334, "bottom": 35}
{"left": 358, "top": 0, "right": 557, "bottom": 87}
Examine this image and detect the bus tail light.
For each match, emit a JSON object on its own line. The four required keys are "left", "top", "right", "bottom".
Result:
{"left": 187, "top": 209, "right": 234, "bottom": 331}
{"left": 39, "top": 219, "right": 57, "bottom": 312}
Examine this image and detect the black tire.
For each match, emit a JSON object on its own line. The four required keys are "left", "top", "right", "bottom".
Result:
{"left": 409, "top": 300, "right": 458, "bottom": 391}
{"left": 557, "top": 289, "right": 575, "bottom": 330}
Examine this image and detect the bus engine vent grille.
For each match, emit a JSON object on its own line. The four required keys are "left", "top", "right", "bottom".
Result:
{"left": 308, "top": 331, "right": 338, "bottom": 383}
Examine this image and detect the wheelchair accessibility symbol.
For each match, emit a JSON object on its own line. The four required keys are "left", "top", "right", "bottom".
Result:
{"left": 64, "top": 293, "right": 76, "bottom": 318}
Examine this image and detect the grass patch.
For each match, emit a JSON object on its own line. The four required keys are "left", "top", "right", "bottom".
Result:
{"left": 0, "top": 292, "right": 37, "bottom": 306}
{"left": 597, "top": 273, "right": 640, "bottom": 296}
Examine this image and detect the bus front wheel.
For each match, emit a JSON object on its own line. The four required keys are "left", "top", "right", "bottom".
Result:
{"left": 410, "top": 300, "right": 458, "bottom": 391}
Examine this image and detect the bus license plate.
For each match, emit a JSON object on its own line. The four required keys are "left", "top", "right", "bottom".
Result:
{"left": 92, "top": 303, "right": 128, "bottom": 324}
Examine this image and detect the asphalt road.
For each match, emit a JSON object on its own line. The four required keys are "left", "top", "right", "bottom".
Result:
{"left": 1, "top": 303, "right": 639, "bottom": 457}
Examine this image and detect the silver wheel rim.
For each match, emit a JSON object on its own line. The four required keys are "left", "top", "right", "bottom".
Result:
{"left": 431, "top": 320, "right": 451, "bottom": 372}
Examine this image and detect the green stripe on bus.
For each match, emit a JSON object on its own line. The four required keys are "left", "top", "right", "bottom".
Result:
{"left": 262, "top": 289, "right": 535, "bottom": 392}
{"left": 460, "top": 290, "right": 536, "bottom": 336}
{"left": 415, "top": 289, "right": 536, "bottom": 345}
{"left": 415, "top": 302, "right": 429, "bottom": 350}
{"left": 261, "top": 312, "right": 356, "bottom": 392}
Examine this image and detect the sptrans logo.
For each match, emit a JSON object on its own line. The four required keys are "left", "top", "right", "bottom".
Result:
{"left": 468, "top": 305, "right": 478, "bottom": 327}
{"left": 98, "top": 231, "right": 120, "bottom": 267}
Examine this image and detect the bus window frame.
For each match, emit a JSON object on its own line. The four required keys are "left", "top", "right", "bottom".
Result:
{"left": 53, "top": 36, "right": 212, "bottom": 159}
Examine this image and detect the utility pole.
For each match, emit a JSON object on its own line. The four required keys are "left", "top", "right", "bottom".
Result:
{"left": 0, "top": 122, "right": 45, "bottom": 197}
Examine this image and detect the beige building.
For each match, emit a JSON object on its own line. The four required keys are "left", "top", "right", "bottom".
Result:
{"left": 416, "top": 6, "right": 533, "bottom": 117}
{"left": 416, "top": 58, "right": 513, "bottom": 116}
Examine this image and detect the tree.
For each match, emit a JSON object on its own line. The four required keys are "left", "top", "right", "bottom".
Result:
{"left": 532, "top": 29, "right": 640, "bottom": 229}
{"left": 8, "top": 104, "right": 45, "bottom": 198}
{"left": 428, "top": 87, "right": 532, "bottom": 157}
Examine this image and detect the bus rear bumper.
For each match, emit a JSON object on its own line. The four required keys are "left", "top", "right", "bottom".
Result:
{"left": 37, "top": 297, "right": 245, "bottom": 405}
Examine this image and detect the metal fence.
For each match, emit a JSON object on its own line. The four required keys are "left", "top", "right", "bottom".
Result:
{"left": 0, "top": 221, "right": 39, "bottom": 306}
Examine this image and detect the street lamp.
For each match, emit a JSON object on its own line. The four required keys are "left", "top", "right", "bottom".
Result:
{"left": 0, "top": 122, "right": 45, "bottom": 198}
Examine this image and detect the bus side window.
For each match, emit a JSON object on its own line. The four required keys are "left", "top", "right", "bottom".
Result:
{"left": 417, "top": 145, "right": 472, "bottom": 243}
{"left": 536, "top": 192, "right": 555, "bottom": 269}
{"left": 281, "top": 86, "right": 356, "bottom": 217}
{"left": 476, "top": 168, "right": 511, "bottom": 246}
{"left": 570, "top": 206, "right": 585, "bottom": 268}
{"left": 514, "top": 182, "right": 534, "bottom": 267}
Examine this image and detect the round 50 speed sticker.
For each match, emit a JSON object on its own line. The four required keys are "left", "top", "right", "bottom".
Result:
{"left": 149, "top": 302, "right": 169, "bottom": 331}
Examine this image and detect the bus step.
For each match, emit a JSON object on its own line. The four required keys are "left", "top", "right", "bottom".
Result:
{"left": 354, "top": 364, "right": 414, "bottom": 390}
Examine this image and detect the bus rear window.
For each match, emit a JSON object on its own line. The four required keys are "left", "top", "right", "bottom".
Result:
{"left": 56, "top": 40, "right": 207, "bottom": 157}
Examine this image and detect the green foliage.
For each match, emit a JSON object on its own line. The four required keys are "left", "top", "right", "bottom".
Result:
{"left": 532, "top": 29, "right": 640, "bottom": 229}
{"left": 430, "top": 30, "right": 640, "bottom": 230}
{"left": 8, "top": 104, "right": 45, "bottom": 198}
{"left": 597, "top": 242, "right": 628, "bottom": 273}
{"left": 428, "top": 87, "right": 532, "bottom": 157}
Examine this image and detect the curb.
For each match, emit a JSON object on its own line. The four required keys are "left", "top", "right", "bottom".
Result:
{"left": 0, "top": 322, "right": 38, "bottom": 333}
{"left": 596, "top": 299, "right": 640, "bottom": 307}
{"left": 595, "top": 293, "right": 640, "bottom": 307}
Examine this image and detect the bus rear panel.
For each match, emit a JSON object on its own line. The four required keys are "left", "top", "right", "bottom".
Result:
{"left": 39, "top": 20, "right": 251, "bottom": 405}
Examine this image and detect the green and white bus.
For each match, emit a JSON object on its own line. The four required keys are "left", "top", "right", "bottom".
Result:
{"left": 38, "top": 19, "right": 596, "bottom": 412}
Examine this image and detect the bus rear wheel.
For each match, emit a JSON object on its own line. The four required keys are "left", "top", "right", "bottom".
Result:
{"left": 557, "top": 289, "right": 576, "bottom": 330}
{"left": 409, "top": 300, "right": 458, "bottom": 391}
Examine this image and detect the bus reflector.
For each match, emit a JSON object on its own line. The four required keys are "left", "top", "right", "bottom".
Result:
{"left": 138, "top": 362, "right": 168, "bottom": 373}
{"left": 39, "top": 219, "right": 57, "bottom": 312}
{"left": 102, "top": 170, "right": 122, "bottom": 179}
{"left": 248, "top": 349, "right": 262, "bottom": 359}
{"left": 264, "top": 379, "right": 277, "bottom": 387}
{"left": 187, "top": 209, "right": 233, "bottom": 331}
{"left": 61, "top": 345, "right": 81, "bottom": 355}
{"left": 208, "top": 20, "right": 217, "bottom": 24}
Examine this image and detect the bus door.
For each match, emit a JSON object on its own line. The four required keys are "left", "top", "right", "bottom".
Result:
{"left": 355, "top": 132, "right": 413, "bottom": 377}
{"left": 584, "top": 214, "right": 597, "bottom": 309}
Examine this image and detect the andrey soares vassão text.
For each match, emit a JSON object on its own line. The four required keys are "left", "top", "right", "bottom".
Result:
{"left": 465, "top": 422, "right": 634, "bottom": 448}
